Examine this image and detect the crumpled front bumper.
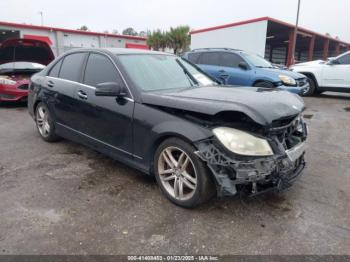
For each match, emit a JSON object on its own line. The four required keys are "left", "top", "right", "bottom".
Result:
{"left": 195, "top": 140, "right": 306, "bottom": 197}
{"left": 278, "top": 83, "right": 309, "bottom": 95}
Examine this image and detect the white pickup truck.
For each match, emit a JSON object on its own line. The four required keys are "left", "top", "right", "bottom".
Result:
{"left": 290, "top": 51, "right": 350, "bottom": 96}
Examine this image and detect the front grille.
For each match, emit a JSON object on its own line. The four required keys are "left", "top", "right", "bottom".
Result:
{"left": 0, "top": 93, "right": 16, "bottom": 99}
{"left": 17, "top": 84, "right": 29, "bottom": 90}
{"left": 269, "top": 114, "right": 306, "bottom": 151}
{"left": 270, "top": 115, "right": 298, "bottom": 130}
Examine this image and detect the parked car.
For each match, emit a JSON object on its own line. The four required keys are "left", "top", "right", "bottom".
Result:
{"left": 272, "top": 63, "right": 288, "bottom": 70}
{"left": 290, "top": 51, "right": 350, "bottom": 96}
{"left": 0, "top": 38, "right": 54, "bottom": 102}
{"left": 183, "top": 48, "right": 309, "bottom": 95}
{"left": 28, "top": 48, "right": 307, "bottom": 208}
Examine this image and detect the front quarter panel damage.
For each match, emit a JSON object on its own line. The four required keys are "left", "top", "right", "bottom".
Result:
{"left": 194, "top": 116, "right": 307, "bottom": 197}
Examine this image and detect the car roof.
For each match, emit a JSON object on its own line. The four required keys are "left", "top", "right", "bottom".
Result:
{"left": 189, "top": 48, "right": 243, "bottom": 53}
{"left": 64, "top": 48, "right": 171, "bottom": 56}
{"left": 107, "top": 48, "right": 168, "bottom": 55}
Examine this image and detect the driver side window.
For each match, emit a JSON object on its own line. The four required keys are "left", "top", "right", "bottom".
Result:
{"left": 84, "top": 53, "right": 124, "bottom": 87}
{"left": 337, "top": 53, "right": 350, "bottom": 65}
{"left": 220, "top": 53, "right": 245, "bottom": 68}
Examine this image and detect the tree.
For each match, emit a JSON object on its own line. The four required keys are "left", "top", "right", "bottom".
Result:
{"left": 160, "top": 31, "right": 170, "bottom": 51}
{"left": 122, "top": 27, "right": 138, "bottom": 36}
{"left": 147, "top": 26, "right": 191, "bottom": 53}
{"left": 167, "top": 25, "right": 190, "bottom": 55}
{"left": 139, "top": 31, "right": 147, "bottom": 37}
{"left": 147, "top": 30, "right": 164, "bottom": 51}
{"left": 112, "top": 29, "right": 119, "bottom": 35}
{"left": 77, "top": 25, "right": 89, "bottom": 31}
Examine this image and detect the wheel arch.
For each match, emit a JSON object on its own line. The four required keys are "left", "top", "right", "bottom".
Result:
{"left": 252, "top": 79, "right": 275, "bottom": 87}
{"left": 299, "top": 72, "right": 319, "bottom": 88}
{"left": 146, "top": 118, "right": 213, "bottom": 175}
{"left": 148, "top": 132, "right": 207, "bottom": 175}
{"left": 33, "top": 100, "right": 43, "bottom": 119}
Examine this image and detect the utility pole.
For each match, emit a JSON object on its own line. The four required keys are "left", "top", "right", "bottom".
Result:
{"left": 39, "top": 11, "right": 44, "bottom": 26}
{"left": 290, "top": 0, "right": 301, "bottom": 65}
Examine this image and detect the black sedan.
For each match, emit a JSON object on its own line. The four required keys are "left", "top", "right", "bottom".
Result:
{"left": 28, "top": 48, "right": 307, "bottom": 208}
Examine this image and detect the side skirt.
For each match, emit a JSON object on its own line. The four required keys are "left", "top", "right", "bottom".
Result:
{"left": 55, "top": 123, "right": 150, "bottom": 175}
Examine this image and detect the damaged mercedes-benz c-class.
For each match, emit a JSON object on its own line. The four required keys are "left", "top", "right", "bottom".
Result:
{"left": 28, "top": 48, "right": 307, "bottom": 208}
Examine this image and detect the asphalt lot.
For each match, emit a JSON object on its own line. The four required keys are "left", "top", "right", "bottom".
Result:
{"left": 0, "top": 92, "right": 350, "bottom": 255}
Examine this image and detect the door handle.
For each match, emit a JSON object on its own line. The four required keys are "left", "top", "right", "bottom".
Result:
{"left": 218, "top": 70, "right": 226, "bottom": 73}
{"left": 77, "top": 90, "right": 88, "bottom": 100}
{"left": 47, "top": 80, "right": 54, "bottom": 88}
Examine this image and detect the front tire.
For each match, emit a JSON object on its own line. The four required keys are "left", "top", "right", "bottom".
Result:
{"left": 302, "top": 77, "right": 316, "bottom": 96}
{"left": 35, "top": 102, "right": 59, "bottom": 142}
{"left": 154, "top": 138, "right": 215, "bottom": 208}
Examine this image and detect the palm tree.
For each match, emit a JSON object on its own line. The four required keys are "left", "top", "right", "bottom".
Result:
{"left": 147, "top": 30, "right": 164, "bottom": 51}
{"left": 167, "top": 26, "right": 190, "bottom": 55}
{"left": 160, "top": 31, "right": 170, "bottom": 51}
{"left": 147, "top": 26, "right": 191, "bottom": 54}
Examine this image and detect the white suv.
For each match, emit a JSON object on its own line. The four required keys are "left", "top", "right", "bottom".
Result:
{"left": 290, "top": 51, "right": 350, "bottom": 96}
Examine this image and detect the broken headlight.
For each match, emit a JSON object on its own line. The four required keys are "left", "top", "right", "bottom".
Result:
{"left": 0, "top": 76, "right": 16, "bottom": 85}
{"left": 213, "top": 127, "right": 274, "bottom": 156}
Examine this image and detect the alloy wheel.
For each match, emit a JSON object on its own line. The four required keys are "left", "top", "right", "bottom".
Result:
{"left": 158, "top": 146, "right": 197, "bottom": 201}
{"left": 301, "top": 84, "right": 310, "bottom": 95}
{"left": 36, "top": 105, "right": 51, "bottom": 138}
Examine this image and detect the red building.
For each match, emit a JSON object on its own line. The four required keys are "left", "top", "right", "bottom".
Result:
{"left": 190, "top": 17, "right": 350, "bottom": 66}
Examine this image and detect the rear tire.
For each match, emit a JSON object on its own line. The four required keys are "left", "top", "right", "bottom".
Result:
{"left": 35, "top": 102, "right": 60, "bottom": 142}
{"left": 154, "top": 138, "right": 216, "bottom": 208}
{"left": 253, "top": 81, "right": 275, "bottom": 88}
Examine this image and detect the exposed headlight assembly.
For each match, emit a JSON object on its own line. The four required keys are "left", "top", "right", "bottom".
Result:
{"left": 213, "top": 127, "right": 274, "bottom": 156}
{"left": 294, "top": 115, "right": 304, "bottom": 133}
{"left": 279, "top": 75, "right": 296, "bottom": 86}
{"left": 0, "top": 77, "right": 16, "bottom": 85}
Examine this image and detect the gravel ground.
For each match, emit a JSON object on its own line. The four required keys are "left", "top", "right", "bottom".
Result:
{"left": 0, "top": 92, "right": 349, "bottom": 255}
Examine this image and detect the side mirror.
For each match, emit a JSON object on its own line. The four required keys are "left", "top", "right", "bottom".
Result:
{"left": 95, "top": 82, "right": 126, "bottom": 97}
{"left": 238, "top": 61, "right": 249, "bottom": 70}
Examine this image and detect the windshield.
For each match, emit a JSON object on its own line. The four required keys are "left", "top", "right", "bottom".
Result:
{"left": 242, "top": 52, "right": 273, "bottom": 68}
{"left": 117, "top": 54, "right": 216, "bottom": 91}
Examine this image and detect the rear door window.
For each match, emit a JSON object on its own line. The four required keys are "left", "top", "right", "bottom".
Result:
{"left": 48, "top": 59, "right": 63, "bottom": 77}
{"left": 59, "top": 53, "right": 86, "bottom": 82}
{"left": 198, "top": 52, "right": 220, "bottom": 66}
{"left": 83, "top": 53, "right": 123, "bottom": 87}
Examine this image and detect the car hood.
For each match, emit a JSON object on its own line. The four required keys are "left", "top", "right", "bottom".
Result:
{"left": 0, "top": 62, "right": 45, "bottom": 71}
{"left": 292, "top": 60, "right": 325, "bottom": 67}
{"left": 258, "top": 67, "right": 305, "bottom": 79}
{"left": 141, "top": 86, "right": 305, "bottom": 126}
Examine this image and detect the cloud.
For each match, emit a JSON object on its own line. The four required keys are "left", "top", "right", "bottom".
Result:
{"left": 0, "top": 0, "right": 349, "bottom": 42}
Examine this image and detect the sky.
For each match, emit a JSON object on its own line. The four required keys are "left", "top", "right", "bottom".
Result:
{"left": 1, "top": 0, "right": 350, "bottom": 42}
